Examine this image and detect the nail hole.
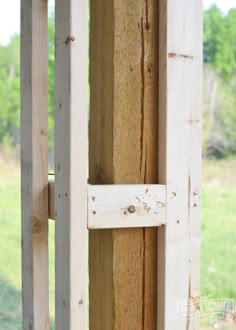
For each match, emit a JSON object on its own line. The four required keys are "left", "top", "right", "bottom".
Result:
{"left": 171, "top": 192, "right": 177, "bottom": 198}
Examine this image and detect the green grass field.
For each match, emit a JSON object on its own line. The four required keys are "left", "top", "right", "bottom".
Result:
{"left": 0, "top": 166, "right": 55, "bottom": 329}
{"left": 0, "top": 158, "right": 236, "bottom": 329}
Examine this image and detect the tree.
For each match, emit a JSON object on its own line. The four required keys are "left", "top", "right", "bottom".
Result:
{"left": 203, "top": 6, "right": 236, "bottom": 158}
{"left": 0, "top": 35, "right": 20, "bottom": 147}
{"left": 1, "top": 8, "right": 236, "bottom": 159}
{"left": 204, "top": 6, "right": 236, "bottom": 80}
{"left": 0, "top": 16, "right": 55, "bottom": 164}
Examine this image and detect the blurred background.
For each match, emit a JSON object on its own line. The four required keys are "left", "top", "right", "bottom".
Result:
{"left": 0, "top": 0, "right": 236, "bottom": 329}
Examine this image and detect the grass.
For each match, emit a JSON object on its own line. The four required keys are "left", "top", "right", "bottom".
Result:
{"left": 202, "top": 157, "right": 236, "bottom": 300}
{"left": 201, "top": 184, "right": 236, "bottom": 299}
{"left": 0, "top": 167, "right": 55, "bottom": 329}
{"left": 201, "top": 158, "right": 236, "bottom": 329}
{"left": 0, "top": 158, "right": 236, "bottom": 328}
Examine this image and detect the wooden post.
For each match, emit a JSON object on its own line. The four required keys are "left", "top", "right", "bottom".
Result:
{"left": 158, "top": 0, "right": 202, "bottom": 328}
{"left": 21, "top": 0, "right": 201, "bottom": 328}
{"left": 55, "top": 0, "right": 88, "bottom": 328}
{"left": 89, "top": 0, "right": 159, "bottom": 328}
{"left": 21, "top": 0, "right": 49, "bottom": 328}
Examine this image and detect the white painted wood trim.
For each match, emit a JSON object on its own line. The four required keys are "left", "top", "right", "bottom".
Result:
{"left": 21, "top": 0, "right": 49, "bottom": 328}
{"left": 88, "top": 184, "right": 166, "bottom": 229}
{"left": 55, "top": 0, "right": 88, "bottom": 328}
{"left": 158, "top": 0, "right": 202, "bottom": 329}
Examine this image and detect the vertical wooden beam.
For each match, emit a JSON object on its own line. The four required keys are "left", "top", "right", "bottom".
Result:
{"left": 158, "top": 0, "right": 202, "bottom": 328}
{"left": 89, "top": 0, "right": 158, "bottom": 328}
{"left": 55, "top": 0, "right": 88, "bottom": 329}
{"left": 21, "top": 0, "right": 49, "bottom": 329}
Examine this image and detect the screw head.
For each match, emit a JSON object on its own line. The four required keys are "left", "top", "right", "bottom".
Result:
{"left": 128, "top": 205, "right": 136, "bottom": 213}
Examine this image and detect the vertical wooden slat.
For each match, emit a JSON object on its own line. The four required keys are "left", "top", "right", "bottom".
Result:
{"left": 21, "top": 0, "right": 49, "bottom": 329}
{"left": 89, "top": 0, "right": 159, "bottom": 328}
{"left": 158, "top": 0, "right": 202, "bottom": 329}
{"left": 55, "top": 0, "right": 88, "bottom": 328}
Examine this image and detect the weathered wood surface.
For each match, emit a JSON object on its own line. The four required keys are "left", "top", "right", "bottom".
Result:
{"left": 21, "top": 0, "right": 49, "bottom": 328}
{"left": 55, "top": 0, "right": 88, "bottom": 328}
{"left": 157, "top": 0, "right": 202, "bottom": 329}
{"left": 89, "top": 0, "right": 159, "bottom": 328}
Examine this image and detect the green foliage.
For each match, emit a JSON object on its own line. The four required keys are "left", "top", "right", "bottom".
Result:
{"left": 0, "top": 8, "right": 236, "bottom": 159}
{"left": 1, "top": 160, "right": 236, "bottom": 328}
{"left": 0, "top": 17, "right": 55, "bottom": 163}
{"left": 204, "top": 6, "right": 236, "bottom": 80}
{"left": 0, "top": 35, "right": 20, "bottom": 146}
{"left": 203, "top": 6, "right": 236, "bottom": 158}
{"left": 203, "top": 68, "right": 236, "bottom": 158}
{"left": 48, "top": 16, "right": 55, "bottom": 166}
{"left": 0, "top": 170, "right": 55, "bottom": 328}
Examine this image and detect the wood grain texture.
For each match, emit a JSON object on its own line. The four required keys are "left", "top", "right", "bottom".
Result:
{"left": 48, "top": 182, "right": 166, "bottom": 229}
{"left": 89, "top": 0, "right": 159, "bottom": 328}
{"left": 88, "top": 184, "right": 166, "bottom": 229}
{"left": 21, "top": 0, "right": 49, "bottom": 328}
{"left": 55, "top": 0, "right": 88, "bottom": 328}
{"left": 157, "top": 0, "right": 202, "bottom": 329}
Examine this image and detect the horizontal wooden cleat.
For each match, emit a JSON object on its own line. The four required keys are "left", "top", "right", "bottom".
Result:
{"left": 48, "top": 180, "right": 166, "bottom": 229}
